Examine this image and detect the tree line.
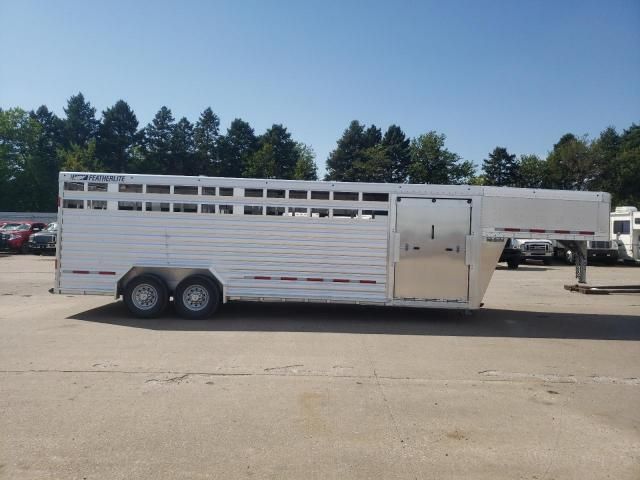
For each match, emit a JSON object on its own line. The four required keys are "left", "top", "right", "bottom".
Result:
{"left": 0, "top": 92, "right": 638, "bottom": 212}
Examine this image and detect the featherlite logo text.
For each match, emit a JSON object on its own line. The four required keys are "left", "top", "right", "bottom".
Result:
{"left": 70, "top": 174, "right": 126, "bottom": 182}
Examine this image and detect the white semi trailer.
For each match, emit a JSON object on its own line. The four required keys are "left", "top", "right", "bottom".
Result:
{"left": 53, "top": 172, "right": 611, "bottom": 318}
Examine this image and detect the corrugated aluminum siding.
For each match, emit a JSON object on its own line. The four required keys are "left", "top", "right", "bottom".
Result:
{"left": 59, "top": 210, "right": 389, "bottom": 301}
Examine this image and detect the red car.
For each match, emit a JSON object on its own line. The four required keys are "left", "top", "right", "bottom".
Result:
{"left": 0, "top": 222, "right": 47, "bottom": 253}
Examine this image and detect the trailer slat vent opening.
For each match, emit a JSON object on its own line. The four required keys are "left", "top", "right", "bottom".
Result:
{"left": 267, "top": 206, "right": 286, "bottom": 216}
{"left": 267, "top": 189, "right": 285, "bottom": 198}
{"left": 311, "top": 191, "right": 330, "bottom": 200}
{"left": 362, "top": 192, "right": 389, "bottom": 202}
{"left": 334, "top": 192, "right": 358, "bottom": 201}
{"left": 174, "top": 185, "right": 198, "bottom": 195}
{"left": 289, "top": 190, "right": 308, "bottom": 199}
{"left": 219, "top": 205, "right": 234, "bottom": 214}
{"left": 146, "top": 184, "right": 170, "bottom": 194}
{"left": 245, "top": 188, "right": 264, "bottom": 198}
{"left": 63, "top": 199, "right": 84, "bottom": 209}
{"left": 201, "top": 204, "right": 216, "bottom": 214}
{"left": 244, "top": 206, "right": 263, "bottom": 215}
{"left": 88, "top": 182, "right": 108, "bottom": 192}
{"left": 219, "top": 188, "right": 233, "bottom": 196}
{"left": 146, "top": 202, "right": 170, "bottom": 212}
{"left": 87, "top": 200, "right": 107, "bottom": 210}
{"left": 202, "top": 187, "right": 216, "bottom": 196}
{"left": 173, "top": 203, "right": 197, "bottom": 213}
{"left": 119, "top": 184, "right": 143, "bottom": 193}
{"left": 118, "top": 201, "right": 142, "bottom": 211}
{"left": 64, "top": 182, "right": 85, "bottom": 191}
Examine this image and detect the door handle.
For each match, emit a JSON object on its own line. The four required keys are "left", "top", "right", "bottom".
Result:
{"left": 445, "top": 248, "right": 453, "bottom": 252}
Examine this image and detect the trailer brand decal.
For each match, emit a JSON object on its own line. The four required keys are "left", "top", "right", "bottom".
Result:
{"left": 70, "top": 174, "right": 126, "bottom": 182}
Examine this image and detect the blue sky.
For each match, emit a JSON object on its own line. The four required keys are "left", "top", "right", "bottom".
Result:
{"left": 1, "top": 0, "right": 638, "bottom": 175}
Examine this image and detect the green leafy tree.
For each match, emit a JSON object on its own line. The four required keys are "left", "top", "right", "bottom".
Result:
{"left": 325, "top": 120, "right": 366, "bottom": 181}
{"left": 59, "top": 140, "right": 101, "bottom": 172}
{"left": 353, "top": 145, "right": 391, "bottom": 182}
{"left": 408, "top": 131, "right": 474, "bottom": 184}
{"left": 517, "top": 154, "right": 548, "bottom": 188}
{"left": 244, "top": 143, "right": 277, "bottom": 178}
{"left": 139, "top": 107, "right": 176, "bottom": 174}
{"left": 193, "top": 107, "right": 221, "bottom": 176}
{"left": 218, "top": 119, "right": 257, "bottom": 177}
{"left": 614, "top": 124, "right": 640, "bottom": 206}
{"left": 0, "top": 108, "right": 41, "bottom": 210}
{"left": 96, "top": 100, "right": 139, "bottom": 173}
{"left": 483, "top": 147, "right": 520, "bottom": 186}
{"left": 382, "top": 125, "right": 411, "bottom": 183}
{"left": 292, "top": 143, "right": 318, "bottom": 180}
{"left": 546, "top": 134, "right": 594, "bottom": 190}
{"left": 63, "top": 92, "right": 98, "bottom": 147}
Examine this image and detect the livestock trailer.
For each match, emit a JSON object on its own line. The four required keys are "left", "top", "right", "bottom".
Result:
{"left": 53, "top": 172, "right": 610, "bottom": 318}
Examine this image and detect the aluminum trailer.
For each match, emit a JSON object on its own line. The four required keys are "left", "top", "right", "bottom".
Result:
{"left": 53, "top": 172, "right": 611, "bottom": 318}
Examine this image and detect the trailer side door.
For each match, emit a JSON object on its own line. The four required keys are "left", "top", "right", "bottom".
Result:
{"left": 394, "top": 198, "right": 470, "bottom": 302}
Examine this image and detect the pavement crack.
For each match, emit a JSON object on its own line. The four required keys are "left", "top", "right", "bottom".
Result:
{"left": 263, "top": 364, "right": 303, "bottom": 372}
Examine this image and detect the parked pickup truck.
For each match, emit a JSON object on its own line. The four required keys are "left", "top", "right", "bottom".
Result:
{"left": 498, "top": 238, "right": 523, "bottom": 269}
{"left": 0, "top": 222, "right": 47, "bottom": 253}
{"left": 27, "top": 222, "right": 58, "bottom": 254}
{"left": 512, "top": 239, "right": 553, "bottom": 265}
{"left": 555, "top": 240, "right": 619, "bottom": 265}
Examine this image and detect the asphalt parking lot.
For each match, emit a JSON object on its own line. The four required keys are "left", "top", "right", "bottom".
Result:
{"left": 1, "top": 254, "right": 639, "bottom": 479}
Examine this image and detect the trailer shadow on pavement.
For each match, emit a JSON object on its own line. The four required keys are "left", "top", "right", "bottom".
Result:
{"left": 68, "top": 300, "right": 640, "bottom": 341}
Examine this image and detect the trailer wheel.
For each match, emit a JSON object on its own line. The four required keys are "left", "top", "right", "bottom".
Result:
{"left": 174, "top": 275, "right": 220, "bottom": 320}
{"left": 542, "top": 258, "right": 552, "bottom": 266}
{"left": 124, "top": 275, "right": 168, "bottom": 318}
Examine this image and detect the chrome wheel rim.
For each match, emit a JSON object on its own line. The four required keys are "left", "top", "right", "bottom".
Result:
{"left": 132, "top": 283, "right": 159, "bottom": 310}
{"left": 182, "top": 285, "right": 209, "bottom": 311}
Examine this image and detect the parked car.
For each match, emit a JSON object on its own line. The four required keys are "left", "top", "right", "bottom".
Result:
{"left": 27, "top": 222, "right": 58, "bottom": 254}
{"left": 498, "top": 238, "right": 523, "bottom": 269}
{"left": 0, "top": 222, "right": 24, "bottom": 250}
{"left": 512, "top": 239, "right": 554, "bottom": 265}
{"left": 0, "top": 222, "right": 47, "bottom": 253}
{"left": 560, "top": 240, "right": 619, "bottom": 265}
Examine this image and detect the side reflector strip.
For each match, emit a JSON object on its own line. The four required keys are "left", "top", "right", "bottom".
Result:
{"left": 496, "top": 228, "right": 596, "bottom": 235}
{"left": 251, "top": 276, "right": 376, "bottom": 284}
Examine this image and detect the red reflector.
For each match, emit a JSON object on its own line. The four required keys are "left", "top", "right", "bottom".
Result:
{"left": 504, "top": 228, "right": 521, "bottom": 232}
{"left": 332, "top": 279, "right": 350, "bottom": 283}
{"left": 529, "top": 229, "right": 545, "bottom": 233}
{"left": 554, "top": 230, "right": 570, "bottom": 234}
{"left": 254, "top": 276, "right": 271, "bottom": 280}
{"left": 579, "top": 231, "right": 595, "bottom": 235}
{"left": 280, "top": 277, "right": 297, "bottom": 281}
{"left": 306, "top": 278, "right": 323, "bottom": 282}
{"left": 359, "top": 280, "right": 376, "bottom": 284}
{"left": 72, "top": 270, "right": 90, "bottom": 274}
{"left": 98, "top": 271, "right": 116, "bottom": 275}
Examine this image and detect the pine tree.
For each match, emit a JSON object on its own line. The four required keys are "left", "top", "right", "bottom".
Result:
{"left": 96, "top": 100, "right": 139, "bottom": 173}
{"left": 325, "top": 120, "right": 366, "bottom": 181}
{"left": 139, "top": 107, "right": 175, "bottom": 174}
{"left": 257, "top": 124, "right": 298, "bottom": 179}
{"left": 193, "top": 107, "right": 221, "bottom": 176}
{"left": 30, "top": 106, "right": 64, "bottom": 209}
{"left": 172, "top": 117, "right": 194, "bottom": 175}
{"left": 217, "top": 119, "right": 257, "bottom": 177}
{"left": 63, "top": 92, "right": 98, "bottom": 147}
{"left": 382, "top": 125, "right": 411, "bottom": 183}
{"left": 244, "top": 143, "right": 277, "bottom": 178}
{"left": 482, "top": 147, "right": 519, "bottom": 186}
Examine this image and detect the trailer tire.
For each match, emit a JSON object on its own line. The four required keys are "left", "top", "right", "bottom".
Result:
{"left": 174, "top": 275, "right": 220, "bottom": 320}
{"left": 543, "top": 258, "right": 552, "bottom": 266}
{"left": 124, "top": 275, "right": 168, "bottom": 319}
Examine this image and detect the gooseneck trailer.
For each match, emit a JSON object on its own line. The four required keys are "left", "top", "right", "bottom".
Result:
{"left": 53, "top": 172, "right": 611, "bottom": 318}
